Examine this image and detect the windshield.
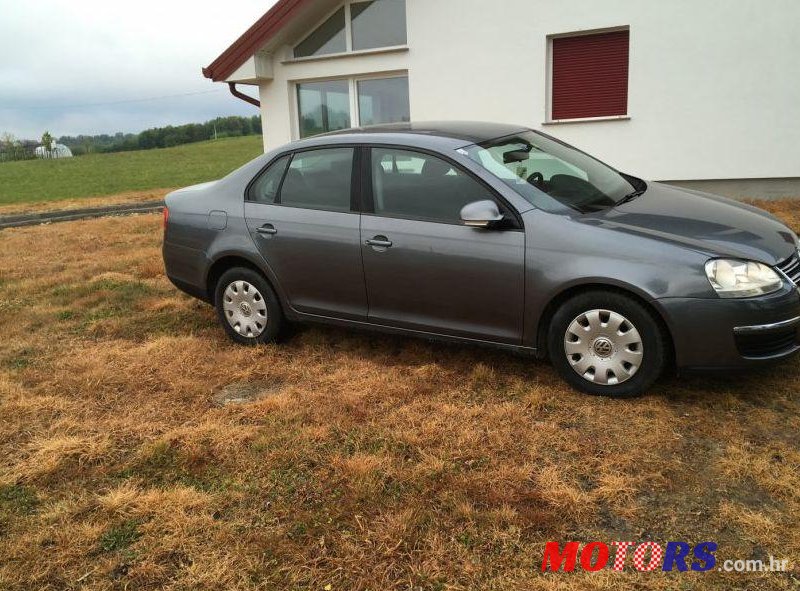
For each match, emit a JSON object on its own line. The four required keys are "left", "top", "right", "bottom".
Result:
{"left": 463, "top": 131, "right": 643, "bottom": 214}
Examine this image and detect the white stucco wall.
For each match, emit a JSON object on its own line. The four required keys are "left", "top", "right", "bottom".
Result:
{"left": 252, "top": 0, "right": 800, "bottom": 182}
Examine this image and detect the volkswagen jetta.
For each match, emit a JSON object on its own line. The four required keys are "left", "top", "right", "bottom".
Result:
{"left": 162, "top": 122, "right": 800, "bottom": 397}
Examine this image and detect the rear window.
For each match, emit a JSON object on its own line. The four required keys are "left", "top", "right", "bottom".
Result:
{"left": 248, "top": 155, "right": 290, "bottom": 204}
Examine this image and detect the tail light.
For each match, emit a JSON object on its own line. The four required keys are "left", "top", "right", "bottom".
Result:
{"left": 162, "top": 206, "right": 169, "bottom": 230}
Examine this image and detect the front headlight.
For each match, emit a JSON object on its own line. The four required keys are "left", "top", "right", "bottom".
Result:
{"left": 705, "top": 259, "right": 783, "bottom": 298}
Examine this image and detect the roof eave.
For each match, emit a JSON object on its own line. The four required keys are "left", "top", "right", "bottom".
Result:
{"left": 202, "top": 0, "right": 313, "bottom": 83}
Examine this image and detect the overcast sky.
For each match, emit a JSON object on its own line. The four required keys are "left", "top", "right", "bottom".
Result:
{"left": 0, "top": 0, "right": 277, "bottom": 140}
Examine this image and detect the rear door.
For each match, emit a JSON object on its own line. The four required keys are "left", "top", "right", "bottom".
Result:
{"left": 244, "top": 146, "right": 367, "bottom": 320}
{"left": 359, "top": 147, "right": 525, "bottom": 344}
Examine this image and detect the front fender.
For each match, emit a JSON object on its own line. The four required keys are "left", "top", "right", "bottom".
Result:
{"left": 521, "top": 209, "right": 714, "bottom": 347}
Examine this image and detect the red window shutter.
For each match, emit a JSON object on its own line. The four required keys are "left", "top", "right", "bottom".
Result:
{"left": 551, "top": 30, "right": 629, "bottom": 120}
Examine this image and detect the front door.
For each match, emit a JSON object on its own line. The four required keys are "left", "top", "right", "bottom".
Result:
{"left": 360, "top": 147, "right": 525, "bottom": 344}
{"left": 244, "top": 147, "right": 367, "bottom": 320}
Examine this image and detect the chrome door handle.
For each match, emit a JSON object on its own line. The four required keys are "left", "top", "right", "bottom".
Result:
{"left": 257, "top": 224, "right": 277, "bottom": 235}
{"left": 365, "top": 236, "right": 392, "bottom": 248}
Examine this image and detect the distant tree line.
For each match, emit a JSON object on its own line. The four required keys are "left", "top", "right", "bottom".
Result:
{"left": 1, "top": 115, "right": 262, "bottom": 163}
{"left": 0, "top": 132, "right": 37, "bottom": 162}
{"left": 58, "top": 115, "right": 262, "bottom": 156}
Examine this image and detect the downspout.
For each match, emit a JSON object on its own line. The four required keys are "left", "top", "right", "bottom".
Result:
{"left": 227, "top": 83, "right": 260, "bottom": 108}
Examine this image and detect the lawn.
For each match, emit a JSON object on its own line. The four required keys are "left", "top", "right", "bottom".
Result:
{"left": 0, "top": 135, "right": 264, "bottom": 207}
{"left": 0, "top": 202, "right": 798, "bottom": 590}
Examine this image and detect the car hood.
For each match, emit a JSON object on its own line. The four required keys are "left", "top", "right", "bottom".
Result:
{"left": 582, "top": 182, "right": 797, "bottom": 265}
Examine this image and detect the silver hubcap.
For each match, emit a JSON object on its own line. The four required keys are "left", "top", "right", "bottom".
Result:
{"left": 222, "top": 280, "right": 268, "bottom": 338}
{"left": 564, "top": 309, "right": 643, "bottom": 385}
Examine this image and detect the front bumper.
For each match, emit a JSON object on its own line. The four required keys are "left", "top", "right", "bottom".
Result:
{"left": 658, "top": 284, "right": 800, "bottom": 370}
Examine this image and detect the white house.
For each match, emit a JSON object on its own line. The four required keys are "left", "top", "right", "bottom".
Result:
{"left": 203, "top": 0, "right": 800, "bottom": 198}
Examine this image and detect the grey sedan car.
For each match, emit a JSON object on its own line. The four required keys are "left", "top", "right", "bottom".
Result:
{"left": 163, "top": 122, "right": 800, "bottom": 397}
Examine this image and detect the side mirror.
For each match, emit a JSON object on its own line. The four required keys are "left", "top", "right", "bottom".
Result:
{"left": 460, "top": 200, "right": 504, "bottom": 228}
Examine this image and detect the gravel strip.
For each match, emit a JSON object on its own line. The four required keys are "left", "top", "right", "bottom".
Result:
{"left": 0, "top": 200, "right": 165, "bottom": 229}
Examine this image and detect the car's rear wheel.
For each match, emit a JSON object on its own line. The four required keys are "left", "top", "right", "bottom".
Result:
{"left": 214, "top": 267, "right": 283, "bottom": 345}
{"left": 547, "top": 290, "right": 667, "bottom": 397}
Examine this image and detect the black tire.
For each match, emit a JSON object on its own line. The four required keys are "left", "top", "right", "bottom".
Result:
{"left": 547, "top": 290, "right": 667, "bottom": 398}
{"left": 214, "top": 267, "right": 283, "bottom": 346}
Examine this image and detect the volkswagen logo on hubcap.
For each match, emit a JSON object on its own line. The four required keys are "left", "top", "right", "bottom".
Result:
{"left": 592, "top": 337, "right": 614, "bottom": 358}
{"left": 239, "top": 302, "right": 252, "bottom": 317}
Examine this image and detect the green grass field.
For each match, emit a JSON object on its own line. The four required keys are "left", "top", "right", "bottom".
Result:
{"left": 0, "top": 136, "right": 264, "bottom": 206}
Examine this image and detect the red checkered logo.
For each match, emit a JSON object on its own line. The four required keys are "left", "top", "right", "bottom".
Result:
{"left": 611, "top": 541, "right": 634, "bottom": 571}
{"left": 633, "top": 542, "right": 664, "bottom": 571}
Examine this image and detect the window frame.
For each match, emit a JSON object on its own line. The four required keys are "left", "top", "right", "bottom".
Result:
{"left": 545, "top": 26, "right": 631, "bottom": 125}
{"left": 293, "top": 72, "right": 410, "bottom": 140}
{"left": 292, "top": 0, "right": 408, "bottom": 61}
{"left": 245, "top": 145, "right": 362, "bottom": 214}
{"left": 360, "top": 144, "right": 523, "bottom": 230}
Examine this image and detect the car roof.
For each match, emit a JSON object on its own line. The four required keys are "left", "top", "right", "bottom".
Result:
{"left": 323, "top": 121, "right": 528, "bottom": 142}
{"left": 285, "top": 121, "right": 530, "bottom": 151}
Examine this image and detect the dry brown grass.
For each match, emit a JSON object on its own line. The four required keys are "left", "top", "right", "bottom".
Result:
{"left": 1, "top": 202, "right": 800, "bottom": 590}
{"left": 750, "top": 199, "right": 800, "bottom": 231}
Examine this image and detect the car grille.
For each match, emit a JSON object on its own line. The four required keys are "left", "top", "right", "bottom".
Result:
{"left": 776, "top": 252, "right": 800, "bottom": 288}
{"left": 735, "top": 326, "right": 800, "bottom": 358}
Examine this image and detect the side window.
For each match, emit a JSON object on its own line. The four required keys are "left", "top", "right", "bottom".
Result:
{"left": 370, "top": 148, "right": 490, "bottom": 223}
{"left": 279, "top": 148, "right": 354, "bottom": 213}
{"left": 248, "top": 155, "right": 290, "bottom": 204}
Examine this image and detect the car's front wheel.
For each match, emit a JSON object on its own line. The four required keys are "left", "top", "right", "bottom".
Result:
{"left": 214, "top": 267, "right": 283, "bottom": 345}
{"left": 547, "top": 290, "right": 667, "bottom": 397}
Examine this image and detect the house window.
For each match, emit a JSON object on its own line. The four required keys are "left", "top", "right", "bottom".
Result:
{"left": 351, "top": 0, "right": 407, "bottom": 51}
{"left": 294, "top": 8, "right": 347, "bottom": 58}
{"left": 297, "top": 80, "right": 352, "bottom": 138}
{"left": 357, "top": 77, "right": 410, "bottom": 126}
{"left": 297, "top": 75, "right": 409, "bottom": 138}
{"left": 550, "top": 29, "right": 629, "bottom": 121}
{"left": 293, "top": 0, "right": 407, "bottom": 59}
